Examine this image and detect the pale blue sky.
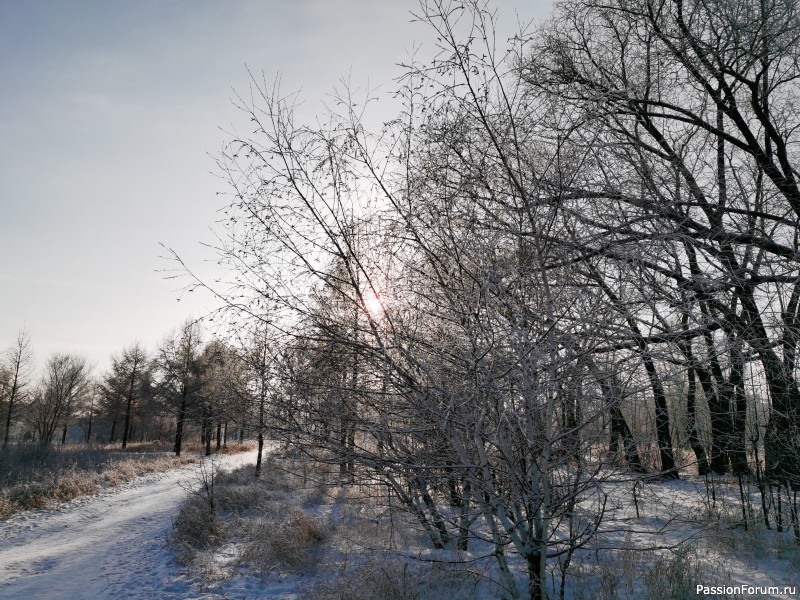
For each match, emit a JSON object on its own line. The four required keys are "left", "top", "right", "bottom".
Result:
{"left": 0, "top": 0, "right": 551, "bottom": 373}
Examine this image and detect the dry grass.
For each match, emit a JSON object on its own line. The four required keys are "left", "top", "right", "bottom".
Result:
{"left": 0, "top": 441, "right": 255, "bottom": 520}
{"left": 171, "top": 495, "right": 226, "bottom": 561}
{"left": 242, "top": 509, "right": 328, "bottom": 569}
{"left": 170, "top": 453, "right": 492, "bottom": 598}
{"left": 298, "top": 558, "right": 484, "bottom": 600}
{"left": 165, "top": 451, "right": 800, "bottom": 598}
{"left": 171, "top": 454, "right": 334, "bottom": 579}
{"left": 569, "top": 546, "right": 742, "bottom": 600}
{"left": 180, "top": 440, "right": 258, "bottom": 456}
{"left": 299, "top": 559, "right": 423, "bottom": 600}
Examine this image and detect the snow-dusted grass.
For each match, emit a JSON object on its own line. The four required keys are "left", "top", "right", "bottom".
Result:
{"left": 171, "top": 453, "right": 503, "bottom": 598}
{"left": 297, "top": 557, "right": 485, "bottom": 600}
{"left": 0, "top": 440, "right": 256, "bottom": 519}
{"left": 171, "top": 457, "right": 800, "bottom": 599}
{"left": 5, "top": 442, "right": 796, "bottom": 599}
{"left": 170, "top": 454, "right": 332, "bottom": 579}
{"left": 0, "top": 449, "right": 260, "bottom": 600}
{"left": 567, "top": 471, "right": 800, "bottom": 599}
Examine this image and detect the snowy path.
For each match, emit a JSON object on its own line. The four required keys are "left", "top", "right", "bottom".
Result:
{"left": 0, "top": 450, "right": 258, "bottom": 600}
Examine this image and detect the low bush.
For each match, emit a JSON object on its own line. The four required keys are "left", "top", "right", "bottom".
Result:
{"left": 8, "top": 482, "right": 49, "bottom": 512}
{"left": 574, "top": 546, "right": 740, "bottom": 600}
{"left": 172, "top": 457, "right": 332, "bottom": 578}
{"left": 258, "top": 509, "right": 327, "bottom": 567}
{"left": 644, "top": 547, "right": 707, "bottom": 600}
{"left": 300, "top": 560, "right": 421, "bottom": 600}
{"left": 299, "top": 558, "right": 484, "bottom": 600}
{"left": 171, "top": 495, "right": 225, "bottom": 556}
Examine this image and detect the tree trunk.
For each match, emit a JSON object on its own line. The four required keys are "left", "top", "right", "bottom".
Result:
{"left": 677, "top": 313, "right": 710, "bottom": 475}
{"left": 2, "top": 397, "right": 13, "bottom": 449}
{"left": 255, "top": 385, "right": 267, "bottom": 478}
{"left": 642, "top": 355, "right": 679, "bottom": 478}
{"left": 255, "top": 430, "right": 265, "bottom": 479}
{"left": 685, "top": 366, "right": 710, "bottom": 475}
{"left": 610, "top": 404, "right": 646, "bottom": 474}
{"left": 589, "top": 266, "right": 678, "bottom": 477}
{"left": 86, "top": 401, "right": 94, "bottom": 444}
{"left": 728, "top": 345, "right": 750, "bottom": 475}
{"left": 204, "top": 414, "right": 212, "bottom": 456}
{"left": 174, "top": 394, "right": 187, "bottom": 457}
{"left": 693, "top": 360, "right": 729, "bottom": 474}
{"left": 2, "top": 395, "right": 14, "bottom": 449}
{"left": 122, "top": 394, "right": 133, "bottom": 449}
{"left": 526, "top": 552, "right": 544, "bottom": 600}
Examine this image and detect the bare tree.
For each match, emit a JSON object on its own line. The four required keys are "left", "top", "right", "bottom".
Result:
{"left": 527, "top": 0, "right": 800, "bottom": 485}
{"left": 229, "top": 323, "right": 279, "bottom": 477}
{"left": 190, "top": 3, "right": 634, "bottom": 598}
{"left": 157, "top": 321, "right": 204, "bottom": 456}
{"left": 196, "top": 339, "right": 244, "bottom": 456}
{"left": 27, "top": 353, "right": 90, "bottom": 448}
{"left": 1, "top": 329, "right": 33, "bottom": 449}
{"left": 103, "top": 343, "right": 150, "bottom": 448}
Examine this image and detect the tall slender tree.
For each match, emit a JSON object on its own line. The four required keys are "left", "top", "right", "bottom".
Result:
{"left": 157, "top": 321, "right": 204, "bottom": 457}
{"left": 1, "top": 330, "right": 33, "bottom": 449}
{"left": 103, "top": 343, "right": 150, "bottom": 449}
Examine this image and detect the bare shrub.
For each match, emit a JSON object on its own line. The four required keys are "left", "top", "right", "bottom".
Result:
{"left": 300, "top": 560, "right": 420, "bottom": 600}
{"left": 272, "top": 509, "right": 327, "bottom": 564}
{"left": 240, "top": 509, "right": 328, "bottom": 571}
{"left": 643, "top": 548, "right": 707, "bottom": 600}
{"left": 299, "top": 558, "right": 483, "bottom": 600}
{"left": 580, "top": 548, "right": 644, "bottom": 600}
{"left": 571, "top": 546, "right": 741, "bottom": 600}
{"left": 171, "top": 495, "right": 225, "bottom": 556}
{"left": 101, "top": 460, "right": 142, "bottom": 485}
{"left": 216, "top": 483, "right": 270, "bottom": 514}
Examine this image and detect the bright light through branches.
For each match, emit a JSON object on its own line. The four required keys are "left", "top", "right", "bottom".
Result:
{"left": 363, "top": 289, "right": 384, "bottom": 320}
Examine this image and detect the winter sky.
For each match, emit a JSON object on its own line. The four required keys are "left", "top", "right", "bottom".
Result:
{"left": 0, "top": 0, "right": 552, "bottom": 373}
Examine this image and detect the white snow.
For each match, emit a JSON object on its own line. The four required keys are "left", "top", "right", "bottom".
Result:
{"left": 0, "top": 450, "right": 259, "bottom": 600}
{"left": 3, "top": 454, "right": 799, "bottom": 599}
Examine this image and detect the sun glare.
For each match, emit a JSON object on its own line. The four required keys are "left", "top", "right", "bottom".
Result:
{"left": 363, "top": 290, "right": 384, "bottom": 319}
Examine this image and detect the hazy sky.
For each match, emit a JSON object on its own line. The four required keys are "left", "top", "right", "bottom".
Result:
{"left": 0, "top": 0, "right": 552, "bottom": 374}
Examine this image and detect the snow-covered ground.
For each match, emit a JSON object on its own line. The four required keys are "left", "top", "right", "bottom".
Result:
{"left": 3, "top": 452, "right": 799, "bottom": 599}
{"left": 0, "top": 449, "right": 259, "bottom": 600}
